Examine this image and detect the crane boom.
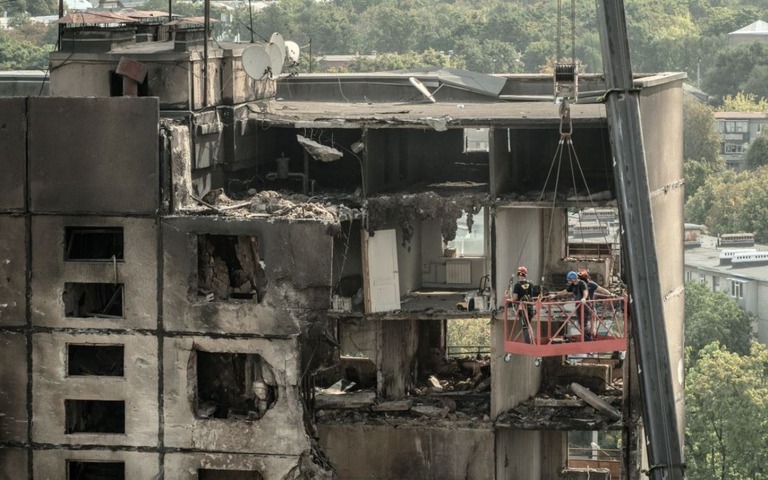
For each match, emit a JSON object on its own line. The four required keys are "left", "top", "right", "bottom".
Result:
{"left": 595, "top": 1, "right": 685, "bottom": 478}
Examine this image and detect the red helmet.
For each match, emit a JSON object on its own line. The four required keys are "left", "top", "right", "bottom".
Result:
{"left": 577, "top": 268, "right": 589, "bottom": 280}
{"left": 517, "top": 266, "right": 528, "bottom": 276}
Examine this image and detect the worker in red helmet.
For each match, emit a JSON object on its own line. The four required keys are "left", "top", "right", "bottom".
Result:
{"left": 509, "top": 266, "right": 533, "bottom": 303}
{"left": 508, "top": 266, "right": 536, "bottom": 341}
{"left": 577, "top": 269, "right": 613, "bottom": 300}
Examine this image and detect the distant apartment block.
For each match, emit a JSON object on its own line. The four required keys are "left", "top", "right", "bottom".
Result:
{"left": 684, "top": 227, "right": 768, "bottom": 343}
{"left": 714, "top": 111, "right": 768, "bottom": 171}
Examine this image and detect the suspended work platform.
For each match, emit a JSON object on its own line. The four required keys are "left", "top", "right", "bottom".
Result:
{"left": 503, "top": 296, "right": 628, "bottom": 357}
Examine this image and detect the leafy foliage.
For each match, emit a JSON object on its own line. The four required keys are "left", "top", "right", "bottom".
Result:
{"left": 685, "top": 342, "right": 768, "bottom": 480}
{"left": 722, "top": 92, "right": 768, "bottom": 113}
{"left": 702, "top": 42, "right": 768, "bottom": 102}
{"left": 684, "top": 158, "right": 724, "bottom": 201}
{"left": 745, "top": 134, "right": 768, "bottom": 169}
{"left": 684, "top": 281, "right": 753, "bottom": 364}
{"left": 0, "top": 27, "right": 53, "bottom": 70}
{"left": 684, "top": 97, "right": 721, "bottom": 164}
{"left": 446, "top": 318, "right": 490, "bottom": 357}
{"left": 685, "top": 167, "right": 768, "bottom": 242}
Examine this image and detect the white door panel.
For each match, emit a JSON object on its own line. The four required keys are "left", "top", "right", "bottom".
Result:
{"left": 364, "top": 229, "right": 401, "bottom": 313}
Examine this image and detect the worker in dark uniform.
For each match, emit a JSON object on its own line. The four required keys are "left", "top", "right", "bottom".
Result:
{"left": 552, "top": 271, "right": 592, "bottom": 341}
{"left": 577, "top": 268, "right": 613, "bottom": 299}
{"left": 507, "top": 265, "right": 535, "bottom": 343}
{"left": 507, "top": 266, "right": 535, "bottom": 319}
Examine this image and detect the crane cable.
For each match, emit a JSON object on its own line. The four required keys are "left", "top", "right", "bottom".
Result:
{"left": 556, "top": 0, "right": 576, "bottom": 66}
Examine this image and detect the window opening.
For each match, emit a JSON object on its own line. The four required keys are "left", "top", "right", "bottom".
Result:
{"left": 63, "top": 283, "right": 124, "bottom": 318}
{"left": 65, "top": 400, "right": 125, "bottom": 434}
{"left": 724, "top": 143, "right": 744, "bottom": 154}
{"left": 197, "top": 235, "right": 267, "bottom": 302}
{"left": 445, "top": 208, "right": 485, "bottom": 257}
{"left": 65, "top": 227, "right": 124, "bottom": 262}
{"left": 68, "top": 345, "right": 125, "bottom": 377}
{"left": 464, "top": 128, "right": 489, "bottom": 153}
{"left": 196, "top": 351, "right": 277, "bottom": 420}
{"left": 568, "top": 431, "right": 621, "bottom": 476}
{"left": 68, "top": 461, "right": 125, "bottom": 480}
{"left": 446, "top": 318, "right": 490, "bottom": 358}
{"left": 731, "top": 280, "right": 744, "bottom": 299}
{"left": 198, "top": 470, "right": 263, "bottom": 480}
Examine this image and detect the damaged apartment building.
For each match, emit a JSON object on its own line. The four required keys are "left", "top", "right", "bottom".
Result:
{"left": 0, "top": 18, "right": 685, "bottom": 480}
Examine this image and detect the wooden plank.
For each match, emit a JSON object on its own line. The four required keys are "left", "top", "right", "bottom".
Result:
{"left": 315, "top": 391, "right": 375, "bottom": 409}
{"left": 570, "top": 382, "right": 621, "bottom": 421}
{"left": 532, "top": 398, "right": 584, "bottom": 408}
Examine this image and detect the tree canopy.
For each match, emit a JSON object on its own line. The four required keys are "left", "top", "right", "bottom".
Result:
{"left": 686, "top": 167, "right": 768, "bottom": 242}
{"left": 684, "top": 281, "right": 753, "bottom": 364}
{"left": 2, "top": 0, "right": 768, "bottom": 80}
{"left": 745, "top": 134, "right": 768, "bottom": 169}
{"left": 686, "top": 342, "right": 768, "bottom": 480}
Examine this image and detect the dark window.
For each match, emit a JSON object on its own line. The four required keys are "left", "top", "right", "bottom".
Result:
{"left": 65, "top": 400, "right": 125, "bottom": 434}
{"left": 109, "top": 70, "right": 149, "bottom": 97}
{"left": 65, "top": 227, "right": 124, "bottom": 262}
{"left": 198, "top": 470, "right": 263, "bottom": 480}
{"left": 68, "top": 345, "right": 124, "bottom": 376}
{"left": 196, "top": 351, "right": 277, "bottom": 420}
{"left": 68, "top": 461, "right": 125, "bottom": 480}
{"left": 197, "top": 235, "right": 267, "bottom": 302}
{"left": 63, "top": 283, "right": 124, "bottom": 318}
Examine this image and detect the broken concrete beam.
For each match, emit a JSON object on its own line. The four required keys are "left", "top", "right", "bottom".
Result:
{"left": 427, "top": 375, "right": 443, "bottom": 392}
{"left": 411, "top": 405, "right": 450, "bottom": 418}
{"left": 532, "top": 398, "right": 585, "bottom": 408}
{"left": 371, "top": 400, "right": 412, "bottom": 412}
{"left": 569, "top": 383, "right": 621, "bottom": 421}
{"left": 474, "top": 377, "right": 491, "bottom": 392}
{"left": 324, "top": 379, "right": 357, "bottom": 394}
{"left": 557, "top": 363, "right": 612, "bottom": 393}
{"left": 315, "top": 391, "right": 376, "bottom": 409}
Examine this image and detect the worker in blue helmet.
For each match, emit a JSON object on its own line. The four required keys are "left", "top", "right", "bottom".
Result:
{"left": 552, "top": 271, "right": 593, "bottom": 340}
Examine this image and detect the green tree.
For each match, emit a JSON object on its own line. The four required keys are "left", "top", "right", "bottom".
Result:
{"left": 702, "top": 42, "right": 768, "bottom": 102}
{"left": 454, "top": 38, "right": 522, "bottom": 74}
{"left": 745, "top": 133, "right": 768, "bottom": 169}
{"left": 685, "top": 342, "right": 768, "bottom": 479}
{"left": 684, "top": 281, "right": 753, "bottom": 364}
{"left": 686, "top": 167, "right": 768, "bottom": 242}
{"left": 684, "top": 158, "right": 723, "bottom": 201}
{"left": 343, "top": 49, "right": 458, "bottom": 73}
{"left": 721, "top": 92, "right": 768, "bottom": 113}
{"left": 0, "top": 30, "right": 52, "bottom": 70}
{"left": 684, "top": 97, "right": 721, "bottom": 164}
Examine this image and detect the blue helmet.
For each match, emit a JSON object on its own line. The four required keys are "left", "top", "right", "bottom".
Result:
{"left": 566, "top": 271, "right": 578, "bottom": 281}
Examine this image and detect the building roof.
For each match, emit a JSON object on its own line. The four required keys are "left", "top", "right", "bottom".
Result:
{"left": 730, "top": 20, "right": 768, "bottom": 35}
{"left": 249, "top": 99, "right": 607, "bottom": 129}
{"left": 685, "top": 235, "right": 768, "bottom": 282}
{"left": 714, "top": 111, "right": 768, "bottom": 120}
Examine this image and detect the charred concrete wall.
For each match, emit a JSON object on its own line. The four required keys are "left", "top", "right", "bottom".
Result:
{"left": 31, "top": 216, "right": 158, "bottom": 330}
{"left": 162, "top": 217, "right": 333, "bottom": 335}
{"left": 0, "top": 216, "right": 25, "bottom": 326}
{"left": 27, "top": 97, "right": 160, "bottom": 214}
{"left": 0, "top": 98, "right": 25, "bottom": 212}
{"left": 318, "top": 425, "right": 494, "bottom": 480}
{"left": 0, "top": 96, "right": 337, "bottom": 479}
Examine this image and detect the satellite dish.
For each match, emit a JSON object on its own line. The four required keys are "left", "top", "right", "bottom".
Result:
{"left": 242, "top": 45, "right": 272, "bottom": 79}
{"left": 269, "top": 32, "right": 285, "bottom": 54}
{"left": 266, "top": 42, "right": 284, "bottom": 77}
{"left": 409, "top": 76, "right": 436, "bottom": 103}
{"left": 285, "top": 40, "right": 300, "bottom": 63}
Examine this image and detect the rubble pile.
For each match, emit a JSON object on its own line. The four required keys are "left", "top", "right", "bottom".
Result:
{"left": 184, "top": 188, "right": 363, "bottom": 224}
